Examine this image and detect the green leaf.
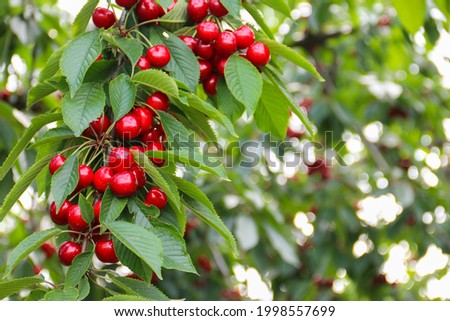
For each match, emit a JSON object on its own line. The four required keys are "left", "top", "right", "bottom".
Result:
{"left": 38, "top": 45, "right": 66, "bottom": 82}
{"left": 61, "top": 83, "right": 106, "bottom": 136}
{"left": 259, "top": 39, "right": 324, "bottom": 81}
{"left": 110, "top": 74, "right": 137, "bottom": 121}
{"left": 225, "top": 55, "right": 263, "bottom": 115}
{"left": 114, "top": 241, "right": 154, "bottom": 283}
{"left": 221, "top": 0, "right": 241, "bottom": 16}
{"left": 103, "top": 295, "right": 150, "bottom": 301}
{"left": 51, "top": 153, "right": 79, "bottom": 211}
{"left": 0, "top": 276, "right": 45, "bottom": 300}
{"left": 216, "top": 78, "right": 245, "bottom": 123}
{"left": 133, "top": 69, "right": 179, "bottom": 98}
{"left": 65, "top": 252, "right": 94, "bottom": 288}
{"left": 72, "top": 0, "right": 100, "bottom": 38}
{"left": 3, "top": 228, "right": 61, "bottom": 278}
{"left": 254, "top": 80, "right": 290, "bottom": 138}
{"left": 84, "top": 59, "right": 118, "bottom": 84}
{"left": 78, "top": 194, "right": 94, "bottom": 225}
{"left": 261, "top": 0, "right": 291, "bottom": 17}
{"left": 0, "top": 112, "right": 62, "bottom": 179}
{"left": 128, "top": 196, "right": 160, "bottom": 218}
{"left": 160, "top": 0, "right": 188, "bottom": 31}
{"left": 29, "top": 126, "right": 75, "bottom": 149}
{"left": 156, "top": 0, "right": 174, "bottom": 10}
{"left": 106, "top": 221, "right": 163, "bottom": 278}
{"left": 149, "top": 27, "right": 200, "bottom": 91}
{"left": 100, "top": 187, "right": 128, "bottom": 233}
{"left": 111, "top": 36, "right": 144, "bottom": 67}
{"left": 44, "top": 287, "right": 79, "bottom": 301}
{"left": 111, "top": 277, "right": 169, "bottom": 300}
{"left": 173, "top": 177, "right": 237, "bottom": 254}
{"left": 27, "top": 81, "right": 57, "bottom": 108}
{"left": 392, "top": 0, "right": 426, "bottom": 34}
{"left": 61, "top": 29, "right": 102, "bottom": 96}
{"left": 435, "top": 0, "right": 450, "bottom": 19}
{"left": 0, "top": 154, "right": 55, "bottom": 221}
{"left": 242, "top": 2, "right": 275, "bottom": 39}
{"left": 77, "top": 277, "right": 91, "bottom": 300}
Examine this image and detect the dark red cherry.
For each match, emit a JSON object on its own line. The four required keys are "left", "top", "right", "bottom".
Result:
{"left": 199, "top": 59, "right": 213, "bottom": 81}
{"left": 115, "top": 114, "right": 141, "bottom": 139}
{"left": 49, "top": 155, "right": 66, "bottom": 175}
{"left": 136, "top": 0, "right": 160, "bottom": 21}
{"left": 93, "top": 166, "right": 114, "bottom": 192}
{"left": 92, "top": 8, "right": 116, "bottom": 29}
{"left": 187, "top": 0, "right": 208, "bottom": 22}
{"left": 234, "top": 26, "right": 255, "bottom": 49}
{"left": 146, "top": 92, "right": 170, "bottom": 112}
{"left": 50, "top": 200, "right": 72, "bottom": 225}
{"left": 83, "top": 115, "right": 112, "bottom": 138}
{"left": 145, "top": 142, "right": 165, "bottom": 167}
{"left": 67, "top": 205, "right": 90, "bottom": 231}
{"left": 203, "top": 74, "right": 219, "bottom": 95}
{"left": 179, "top": 35, "right": 199, "bottom": 51}
{"left": 197, "top": 21, "right": 219, "bottom": 43}
{"left": 145, "top": 187, "right": 168, "bottom": 209}
{"left": 209, "top": 0, "right": 228, "bottom": 17}
{"left": 95, "top": 240, "right": 119, "bottom": 263}
{"left": 58, "top": 241, "right": 82, "bottom": 266}
{"left": 146, "top": 45, "right": 171, "bottom": 68}
{"left": 194, "top": 41, "right": 215, "bottom": 60}
{"left": 136, "top": 56, "right": 151, "bottom": 70}
{"left": 110, "top": 171, "right": 138, "bottom": 197}
{"left": 108, "top": 147, "right": 134, "bottom": 173}
{"left": 132, "top": 107, "right": 153, "bottom": 132}
{"left": 116, "top": 0, "right": 138, "bottom": 8}
{"left": 246, "top": 42, "right": 271, "bottom": 67}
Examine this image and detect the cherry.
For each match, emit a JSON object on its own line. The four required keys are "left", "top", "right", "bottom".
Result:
{"left": 33, "top": 265, "right": 42, "bottom": 275}
{"left": 92, "top": 8, "right": 116, "bottom": 29}
{"left": 130, "top": 145, "right": 145, "bottom": 153}
{"left": 50, "top": 200, "right": 72, "bottom": 225}
{"left": 246, "top": 42, "right": 271, "bottom": 66}
{"left": 234, "top": 26, "right": 255, "bottom": 49}
{"left": 145, "top": 142, "right": 165, "bottom": 166}
{"left": 199, "top": 59, "right": 213, "bottom": 81}
{"left": 0, "top": 89, "right": 11, "bottom": 101}
{"left": 49, "top": 155, "right": 66, "bottom": 175}
{"left": 131, "top": 165, "right": 146, "bottom": 189}
{"left": 116, "top": 0, "right": 138, "bottom": 8}
{"left": 187, "top": 0, "right": 208, "bottom": 22}
{"left": 209, "top": 0, "right": 228, "bottom": 17}
{"left": 179, "top": 36, "right": 199, "bottom": 51}
{"left": 40, "top": 242, "right": 56, "bottom": 258}
{"left": 216, "top": 57, "right": 228, "bottom": 77}
{"left": 93, "top": 166, "right": 114, "bottom": 192}
{"left": 197, "top": 21, "right": 220, "bottom": 43}
{"left": 136, "top": 0, "right": 160, "bottom": 21}
{"left": 145, "top": 187, "right": 167, "bottom": 209}
{"left": 215, "top": 31, "right": 237, "bottom": 57}
{"left": 83, "top": 115, "right": 111, "bottom": 138}
{"left": 131, "top": 107, "right": 153, "bottom": 132}
{"left": 306, "top": 158, "right": 330, "bottom": 180}
{"left": 140, "top": 126, "right": 164, "bottom": 143}
{"left": 108, "top": 147, "right": 134, "bottom": 173}
{"left": 93, "top": 200, "right": 102, "bottom": 225}
{"left": 76, "top": 165, "right": 94, "bottom": 191}
{"left": 95, "top": 54, "right": 103, "bottom": 62}
{"left": 136, "top": 56, "right": 151, "bottom": 70}
{"left": 95, "top": 240, "right": 119, "bottom": 263}
{"left": 203, "top": 74, "right": 219, "bottom": 96}
{"left": 167, "top": 0, "right": 177, "bottom": 12}
{"left": 146, "top": 92, "right": 170, "bottom": 112}
{"left": 110, "top": 171, "right": 138, "bottom": 197}
{"left": 115, "top": 114, "right": 141, "bottom": 139}
{"left": 197, "top": 255, "right": 212, "bottom": 272}
{"left": 194, "top": 41, "right": 215, "bottom": 60}
{"left": 157, "top": 4, "right": 166, "bottom": 17}
{"left": 146, "top": 45, "right": 171, "bottom": 68}
{"left": 58, "top": 241, "right": 82, "bottom": 266}
{"left": 68, "top": 205, "right": 90, "bottom": 231}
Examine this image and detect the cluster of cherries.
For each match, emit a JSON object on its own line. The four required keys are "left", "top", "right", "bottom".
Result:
{"left": 49, "top": 91, "right": 172, "bottom": 267}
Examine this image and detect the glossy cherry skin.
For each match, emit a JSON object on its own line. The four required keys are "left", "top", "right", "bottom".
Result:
{"left": 93, "top": 166, "right": 114, "bottom": 192}
{"left": 68, "top": 205, "right": 90, "bottom": 231}
{"left": 131, "top": 165, "right": 146, "bottom": 189}
{"left": 179, "top": 35, "right": 198, "bottom": 51}
{"left": 93, "top": 200, "right": 102, "bottom": 225}
{"left": 110, "top": 171, "right": 138, "bottom": 197}
{"left": 95, "top": 240, "right": 119, "bottom": 263}
{"left": 76, "top": 165, "right": 94, "bottom": 191}
{"left": 199, "top": 59, "right": 213, "bottom": 81}
{"left": 136, "top": 0, "right": 160, "bottom": 21}
{"left": 132, "top": 107, "right": 153, "bottom": 132}
{"left": 145, "top": 187, "right": 168, "bottom": 209}
{"left": 49, "top": 155, "right": 66, "bottom": 175}
{"left": 146, "top": 92, "right": 170, "bottom": 112}
{"left": 140, "top": 126, "right": 164, "bottom": 143}
{"left": 208, "top": 0, "right": 228, "bottom": 17}
{"left": 197, "top": 21, "right": 220, "bottom": 43}
{"left": 58, "top": 241, "right": 82, "bottom": 266}
{"left": 246, "top": 42, "right": 271, "bottom": 66}
{"left": 83, "top": 115, "right": 112, "bottom": 138}
{"left": 115, "top": 114, "right": 141, "bottom": 139}
{"left": 146, "top": 45, "right": 171, "bottom": 68}
{"left": 136, "top": 56, "right": 151, "bottom": 70}
{"left": 108, "top": 147, "right": 134, "bottom": 173}
{"left": 50, "top": 200, "right": 72, "bottom": 225}
{"left": 215, "top": 31, "right": 237, "bottom": 57}
{"left": 194, "top": 41, "right": 215, "bottom": 60}
{"left": 203, "top": 74, "right": 219, "bottom": 96}
{"left": 234, "top": 26, "right": 255, "bottom": 49}
{"left": 92, "top": 8, "right": 116, "bottom": 29}
{"left": 116, "top": 0, "right": 138, "bottom": 8}
{"left": 187, "top": 0, "right": 208, "bottom": 22}
{"left": 145, "top": 142, "right": 166, "bottom": 167}
{"left": 216, "top": 57, "right": 228, "bottom": 77}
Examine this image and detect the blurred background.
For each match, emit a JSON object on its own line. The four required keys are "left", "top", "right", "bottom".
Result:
{"left": 1, "top": 0, "right": 450, "bottom": 300}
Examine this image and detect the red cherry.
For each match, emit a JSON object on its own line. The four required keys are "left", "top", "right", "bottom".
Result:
{"left": 187, "top": 0, "right": 208, "bottom": 22}
{"left": 110, "top": 171, "right": 138, "bottom": 197}
{"left": 246, "top": 42, "right": 271, "bottom": 66}
{"left": 194, "top": 41, "right": 215, "bottom": 60}
{"left": 145, "top": 142, "right": 165, "bottom": 167}
{"left": 40, "top": 242, "right": 56, "bottom": 258}
{"left": 33, "top": 265, "right": 42, "bottom": 275}
{"left": 199, "top": 59, "right": 213, "bottom": 81}
{"left": 95, "top": 54, "right": 103, "bottom": 62}
{"left": 50, "top": 200, "right": 72, "bottom": 225}
{"left": 155, "top": 122, "right": 166, "bottom": 140}
{"left": 0, "top": 89, "right": 11, "bottom": 101}
{"left": 115, "top": 114, "right": 141, "bottom": 139}
{"left": 145, "top": 187, "right": 167, "bottom": 209}
{"left": 209, "top": 0, "right": 228, "bottom": 17}
{"left": 136, "top": 0, "right": 160, "bottom": 21}
{"left": 130, "top": 145, "right": 145, "bottom": 153}
{"left": 93, "top": 200, "right": 102, "bottom": 225}
{"left": 140, "top": 126, "right": 164, "bottom": 143}
{"left": 58, "top": 241, "right": 82, "bottom": 266}
{"left": 116, "top": 0, "right": 138, "bottom": 8}
{"left": 179, "top": 35, "right": 199, "bottom": 51}
{"left": 146, "top": 45, "right": 171, "bottom": 68}
{"left": 92, "top": 8, "right": 116, "bottom": 29}
{"left": 131, "top": 107, "right": 153, "bottom": 132}
{"left": 49, "top": 155, "right": 66, "bottom": 175}
{"left": 95, "top": 240, "right": 119, "bottom": 263}
{"left": 203, "top": 74, "right": 219, "bottom": 96}
{"left": 167, "top": 0, "right": 177, "bottom": 11}
{"left": 93, "top": 166, "right": 114, "bottom": 192}
{"left": 146, "top": 92, "right": 170, "bottom": 112}
{"left": 68, "top": 205, "right": 90, "bottom": 231}
{"left": 234, "top": 26, "right": 255, "bottom": 49}
{"left": 131, "top": 165, "right": 146, "bottom": 189}
{"left": 215, "top": 31, "right": 237, "bottom": 57}
{"left": 76, "top": 165, "right": 94, "bottom": 191}
{"left": 108, "top": 147, "right": 134, "bottom": 173}
{"left": 197, "top": 255, "right": 212, "bottom": 272}
{"left": 216, "top": 57, "right": 228, "bottom": 77}
{"left": 82, "top": 115, "right": 112, "bottom": 138}
{"left": 136, "top": 56, "right": 151, "bottom": 70}
{"left": 157, "top": 4, "right": 165, "bottom": 17}
{"left": 197, "top": 21, "right": 219, "bottom": 43}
